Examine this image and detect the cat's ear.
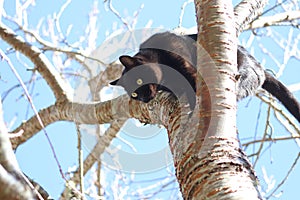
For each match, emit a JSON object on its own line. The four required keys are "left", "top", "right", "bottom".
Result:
{"left": 119, "top": 55, "right": 136, "bottom": 69}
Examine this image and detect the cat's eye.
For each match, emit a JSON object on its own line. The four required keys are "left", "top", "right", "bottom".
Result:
{"left": 136, "top": 78, "right": 143, "bottom": 85}
{"left": 131, "top": 92, "right": 138, "bottom": 98}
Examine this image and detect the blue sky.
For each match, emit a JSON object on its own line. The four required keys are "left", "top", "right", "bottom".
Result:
{"left": 1, "top": 0, "right": 300, "bottom": 199}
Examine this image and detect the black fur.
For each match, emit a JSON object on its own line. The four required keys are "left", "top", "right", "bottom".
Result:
{"left": 111, "top": 32, "right": 300, "bottom": 122}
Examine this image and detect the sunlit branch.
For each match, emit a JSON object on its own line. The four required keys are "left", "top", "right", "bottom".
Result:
{"left": 245, "top": 11, "right": 300, "bottom": 30}
{"left": 0, "top": 23, "right": 73, "bottom": 101}
{"left": 234, "top": 0, "right": 269, "bottom": 34}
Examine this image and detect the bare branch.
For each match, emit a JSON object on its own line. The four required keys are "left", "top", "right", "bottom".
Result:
{"left": 0, "top": 97, "right": 35, "bottom": 199}
{"left": 88, "top": 62, "right": 123, "bottom": 96}
{"left": 10, "top": 104, "right": 58, "bottom": 149}
{"left": 106, "top": 0, "right": 131, "bottom": 30}
{"left": 3, "top": 19, "right": 120, "bottom": 84}
{"left": 60, "top": 119, "right": 126, "bottom": 199}
{"left": 234, "top": 0, "right": 269, "bottom": 34}
{"left": 253, "top": 96, "right": 273, "bottom": 167}
{"left": 75, "top": 124, "right": 84, "bottom": 198}
{"left": 0, "top": 166, "right": 35, "bottom": 200}
{"left": 1, "top": 47, "right": 70, "bottom": 180}
{"left": 0, "top": 0, "right": 3, "bottom": 22}
{"left": 266, "top": 153, "right": 300, "bottom": 199}
{"left": 178, "top": 0, "right": 193, "bottom": 28}
{"left": 257, "top": 94, "right": 300, "bottom": 135}
{"left": 0, "top": 100, "right": 21, "bottom": 173}
{"left": 245, "top": 11, "right": 300, "bottom": 30}
{"left": 54, "top": 0, "right": 72, "bottom": 40}
{"left": 11, "top": 92, "right": 176, "bottom": 148}
{"left": 0, "top": 23, "right": 73, "bottom": 101}
{"left": 242, "top": 135, "right": 300, "bottom": 147}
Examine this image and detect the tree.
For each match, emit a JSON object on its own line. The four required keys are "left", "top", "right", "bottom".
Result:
{"left": 0, "top": 0, "right": 300, "bottom": 199}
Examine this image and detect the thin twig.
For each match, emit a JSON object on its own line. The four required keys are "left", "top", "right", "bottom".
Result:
{"left": 75, "top": 124, "right": 85, "bottom": 199}
{"left": 106, "top": 0, "right": 131, "bottom": 30}
{"left": 253, "top": 95, "right": 273, "bottom": 167}
{"left": 178, "top": 0, "right": 193, "bottom": 28}
{"left": 242, "top": 135, "right": 300, "bottom": 147}
{"left": 0, "top": 49, "right": 66, "bottom": 182}
{"left": 257, "top": 93, "right": 300, "bottom": 134}
{"left": 55, "top": 0, "right": 72, "bottom": 40}
{"left": 266, "top": 152, "right": 300, "bottom": 199}
{"left": 3, "top": 15, "right": 109, "bottom": 69}
{"left": 0, "top": 23, "right": 73, "bottom": 100}
{"left": 60, "top": 119, "right": 126, "bottom": 199}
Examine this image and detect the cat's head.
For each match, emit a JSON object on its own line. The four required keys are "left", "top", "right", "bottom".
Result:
{"left": 110, "top": 54, "right": 163, "bottom": 103}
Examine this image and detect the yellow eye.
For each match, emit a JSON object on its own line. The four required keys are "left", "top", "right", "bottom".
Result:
{"left": 136, "top": 78, "right": 143, "bottom": 85}
{"left": 131, "top": 92, "right": 138, "bottom": 98}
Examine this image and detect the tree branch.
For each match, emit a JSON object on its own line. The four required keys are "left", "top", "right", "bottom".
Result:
{"left": 244, "top": 10, "right": 300, "bottom": 30}
{"left": 234, "top": 0, "right": 269, "bottom": 34}
{"left": 0, "top": 23, "right": 73, "bottom": 101}
{"left": 0, "top": 97, "right": 36, "bottom": 199}
{"left": 11, "top": 92, "right": 177, "bottom": 149}
{"left": 60, "top": 119, "right": 126, "bottom": 199}
{"left": 0, "top": 166, "right": 35, "bottom": 200}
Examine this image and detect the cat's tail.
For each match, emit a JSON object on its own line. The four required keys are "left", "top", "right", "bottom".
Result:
{"left": 262, "top": 72, "right": 300, "bottom": 123}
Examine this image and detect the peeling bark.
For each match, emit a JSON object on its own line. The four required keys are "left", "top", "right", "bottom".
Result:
{"left": 0, "top": 1, "right": 290, "bottom": 199}
{"left": 161, "top": 0, "right": 264, "bottom": 199}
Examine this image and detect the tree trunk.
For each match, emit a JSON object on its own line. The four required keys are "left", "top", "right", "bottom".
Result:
{"left": 166, "top": 1, "right": 263, "bottom": 199}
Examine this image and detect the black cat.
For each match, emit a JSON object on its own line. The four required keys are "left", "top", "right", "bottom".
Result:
{"left": 111, "top": 32, "right": 300, "bottom": 123}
